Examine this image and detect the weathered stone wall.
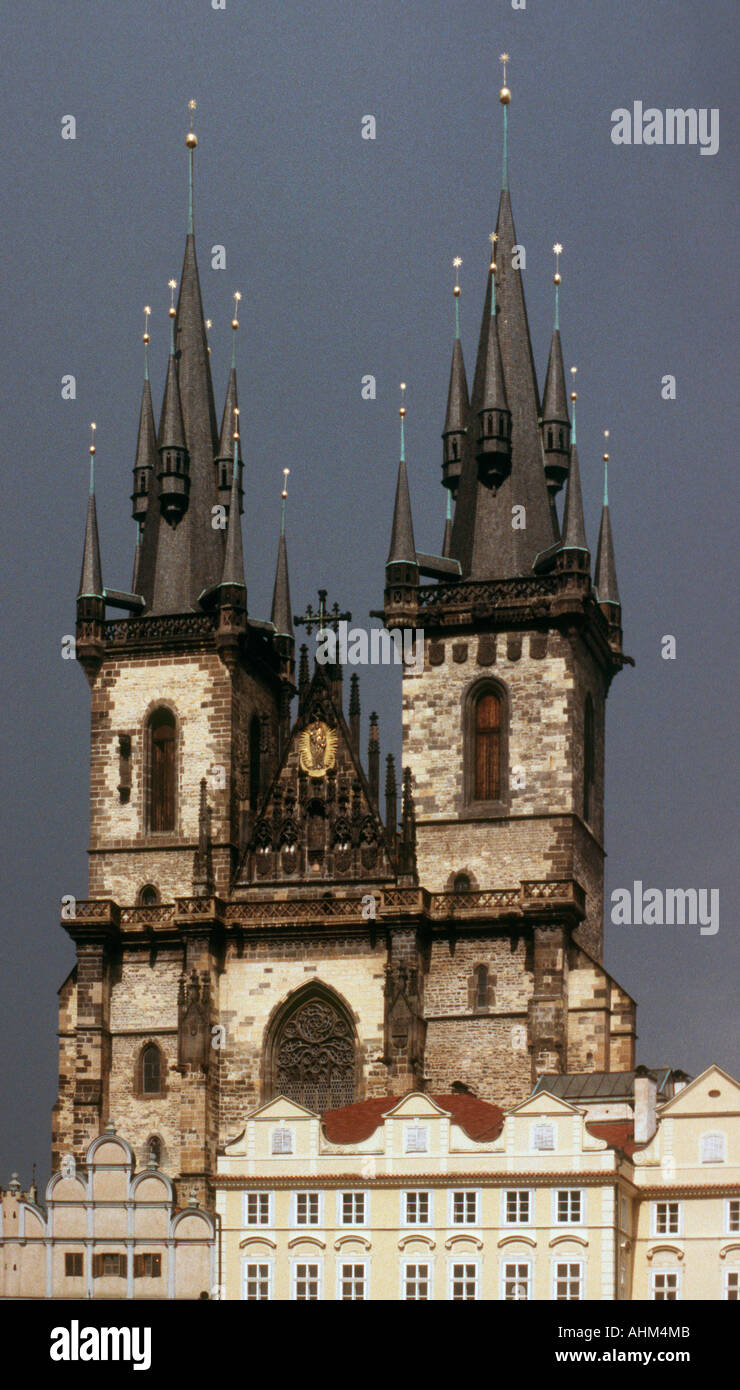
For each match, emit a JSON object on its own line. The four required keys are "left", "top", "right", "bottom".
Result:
{"left": 402, "top": 628, "right": 608, "bottom": 958}
{"left": 86, "top": 646, "right": 277, "bottom": 902}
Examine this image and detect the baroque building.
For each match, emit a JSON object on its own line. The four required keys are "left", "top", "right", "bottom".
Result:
{"left": 53, "top": 89, "right": 636, "bottom": 1209}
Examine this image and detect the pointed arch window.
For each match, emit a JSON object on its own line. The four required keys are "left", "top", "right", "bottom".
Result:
{"left": 136, "top": 1043, "right": 165, "bottom": 1098}
{"left": 264, "top": 988, "right": 357, "bottom": 1112}
{"left": 148, "top": 708, "right": 176, "bottom": 832}
{"left": 464, "top": 679, "right": 509, "bottom": 811}
{"left": 475, "top": 692, "right": 502, "bottom": 801}
{"left": 583, "top": 695, "right": 595, "bottom": 823}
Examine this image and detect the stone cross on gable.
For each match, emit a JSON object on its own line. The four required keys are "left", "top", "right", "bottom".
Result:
{"left": 294, "top": 588, "right": 352, "bottom": 638}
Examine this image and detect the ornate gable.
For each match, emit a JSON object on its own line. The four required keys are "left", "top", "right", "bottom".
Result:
{"left": 235, "top": 663, "right": 394, "bottom": 886}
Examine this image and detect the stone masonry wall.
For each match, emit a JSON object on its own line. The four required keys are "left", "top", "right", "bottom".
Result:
{"left": 87, "top": 646, "right": 277, "bottom": 902}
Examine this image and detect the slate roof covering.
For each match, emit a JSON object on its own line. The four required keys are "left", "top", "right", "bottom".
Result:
{"left": 321, "top": 1093, "right": 504, "bottom": 1145}
{"left": 532, "top": 1069, "right": 679, "bottom": 1103}
{"left": 450, "top": 188, "right": 557, "bottom": 579}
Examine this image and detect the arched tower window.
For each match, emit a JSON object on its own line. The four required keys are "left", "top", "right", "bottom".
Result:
{"left": 148, "top": 708, "right": 176, "bottom": 832}
{"left": 264, "top": 987, "right": 357, "bottom": 1112}
{"left": 138, "top": 884, "right": 159, "bottom": 907}
{"left": 249, "top": 714, "right": 261, "bottom": 812}
{"left": 136, "top": 1043, "right": 164, "bottom": 1098}
{"left": 474, "top": 691, "right": 502, "bottom": 802}
{"left": 583, "top": 694, "right": 595, "bottom": 823}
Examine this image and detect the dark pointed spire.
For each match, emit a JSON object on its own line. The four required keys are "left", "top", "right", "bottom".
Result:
{"left": 271, "top": 470, "right": 293, "bottom": 638}
{"left": 560, "top": 372, "right": 588, "bottom": 554}
{"left": 215, "top": 293, "right": 243, "bottom": 517}
{"left": 398, "top": 767, "right": 418, "bottom": 883}
{"left": 442, "top": 259, "right": 469, "bottom": 496}
{"left": 156, "top": 285, "right": 190, "bottom": 527}
{"left": 132, "top": 306, "right": 157, "bottom": 526}
{"left": 220, "top": 431, "right": 246, "bottom": 590}
{"left": 475, "top": 239, "right": 512, "bottom": 489}
{"left": 595, "top": 440, "right": 621, "bottom": 608}
{"left": 541, "top": 244, "right": 571, "bottom": 495}
{"left": 387, "top": 386, "right": 417, "bottom": 564}
{"left": 78, "top": 425, "right": 103, "bottom": 598}
{"left": 450, "top": 79, "right": 557, "bottom": 579}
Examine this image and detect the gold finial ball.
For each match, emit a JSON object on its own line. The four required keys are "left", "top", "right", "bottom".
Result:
{"left": 603, "top": 452, "right": 610, "bottom": 462}
{"left": 89, "top": 444, "right": 96, "bottom": 455}
{"left": 570, "top": 391, "right": 577, "bottom": 402}
{"left": 554, "top": 272, "right": 562, "bottom": 286}
{"left": 231, "top": 318, "right": 239, "bottom": 330}
{"left": 453, "top": 285, "right": 461, "bottom": 297}
{"left": 499, "top": 86, "right": 511, "bottom": 105}
{"left": 490, "top": 260, "right": 497, "bottom": 273}
{"left": 143, "top": 332, "right": 150, "bottom": 344}
{"left": 168, "top": 306, "right": 176, "bottom": 318}
{"left": 186, "top": 131, "right": 198, "bottom": 149}
{"left": 399, "top": 407, "right": 406, "bottom": 418}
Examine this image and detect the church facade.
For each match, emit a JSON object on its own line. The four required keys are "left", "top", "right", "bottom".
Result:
{"left": 53, "top": 94, "right": 636, "bottom": 1209}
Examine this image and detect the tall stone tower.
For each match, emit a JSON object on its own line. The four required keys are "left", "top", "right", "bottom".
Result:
{"left": 382, "top": 81, "right": 635, "bottom": 1099}
{"left": 54, "top": 92, "right": 636, "bottom": 1206}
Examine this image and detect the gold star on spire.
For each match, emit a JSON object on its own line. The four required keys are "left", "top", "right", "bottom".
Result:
{"left": 231, "top": 290, "right": 242, "bottom": 331}
{"left": 453, "top": 257, "right": 462, "bottom": 296}
{"left": 143, "top": 306, "right": 151, "bottom": 345}
{"left": 168, "top": 279, "right": 177, "bottom": 318}
{"left": 89, "top": 421, "right": 96, "bottom": 456}
{"left": 553, "top": 242, "right": 563, "bottom": 285}
{"left": 570, "top": 364, "right": 578, "bottom": 402}
{"left": 399, "top": 382, "right": 406, "bottom": 419}
{"left": 282, "top": 467, "right": 290, "bottom": 500}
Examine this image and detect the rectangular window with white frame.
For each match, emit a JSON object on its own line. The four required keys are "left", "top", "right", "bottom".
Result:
{"left": 554, "top": 1189, "right": 583, "bottom": 1225}
{"left": 293, "top": 1191, "right": 322, "bottom": 1226}
{"left": 504, "top": 1189, "right": 532, "bottom": 1225}
{"left": 726, "top": 1198, "right": 740, "bottom": 1235}
{"left": 243, "top": 1261, "right": 272, "bottom": 1301}
{"left": 449, "top": 1261, "right": 479, "bottom": 1300}
{"left": 652, "top": 1201, "right": 682, "bottom": 1236}
{"left": 502, "top": 1261, "right": 531, "bottom": 1301}
{"left": 402, "top": 1261, "right": 431, "bottom": 1300}
{"left": 724, "top": 1270, "right": 739, "bottom": 1301}
{"left": 405, "top": 1124, "right": 428, "bottom": 1154}
{"left": 338, "top": 1190, "right": 367, "bottom": 1226}
{"left": 450, "top": 1190, "right": 479, "bottom": 1225}
{"left": 243, "top": 1191, "right": 272, "bottom": 1226}
{"left": 403, "top": 1190, "right": 432, "bottom": 1225}
{"left": 338, "top": 1261, "right": 368, "bottom": 1301}
{"left": 652, "top": 1270, "right": 680, "bottom": 1301}
{"left": 292, "top": 1261, "right": 322, "bottom": 1300}
{"left": 553, "top": 1261, "right": 584, "bottom": 1300}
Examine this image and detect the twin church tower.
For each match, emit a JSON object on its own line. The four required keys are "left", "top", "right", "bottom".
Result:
{"left": 56, "top": 83, "right": 635, "bottom": 1205}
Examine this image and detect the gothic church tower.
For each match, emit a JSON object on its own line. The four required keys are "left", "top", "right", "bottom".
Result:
{"left": 54, "top": 92, "right": 636, "bottom": 1206}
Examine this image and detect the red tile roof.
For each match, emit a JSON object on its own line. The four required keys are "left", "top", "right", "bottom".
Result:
{"left": 321, "top": 1094, "right": 504, "bottom": 1145}
{"left": 586, "top": 1119, "right": 643, "bottom": 1157}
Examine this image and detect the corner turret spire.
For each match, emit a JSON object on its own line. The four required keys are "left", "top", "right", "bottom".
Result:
{"left": 271, "top": 469, "right": 294, "bottom": 638}
{"left": 442, "top": 258, "right": 469, "bottom": 497}
{"left": 541, "top": 243, "right": 571, "bottom": 495}
{"left": 387, "top": 385, "right": 417, "bottom": 564}
{"left": 559, "top": 370, "right": 588, "bottom": 556}
{"left": 220, "top": 413, "right": 245, "bottom": 589}
{"left": 131, "top": 306, "right": 158, "bottom": 531}
{"left": 78, "top": 424, "right": 103, "bottom": 598}
{"left": 595, "top": 434, "right": 621, "bottom": 609}
{"left": 216, "top": 292, "right": 243, "bottom": 517}
{"left": 475, "top": 234, "right": 512, "bottom": 489}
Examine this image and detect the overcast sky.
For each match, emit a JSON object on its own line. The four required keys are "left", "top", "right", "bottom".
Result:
{"left": 0, "top": 0, "right": 737, "bottom": 1187}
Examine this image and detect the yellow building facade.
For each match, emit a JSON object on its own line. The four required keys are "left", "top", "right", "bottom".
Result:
{"left": 215, "top": 1066, "right": 739, "bottom": 1301}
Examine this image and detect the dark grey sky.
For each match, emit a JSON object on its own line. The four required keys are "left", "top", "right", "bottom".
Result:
{"left": 1, "top": 0, "right": 737, "bottom": 1186}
